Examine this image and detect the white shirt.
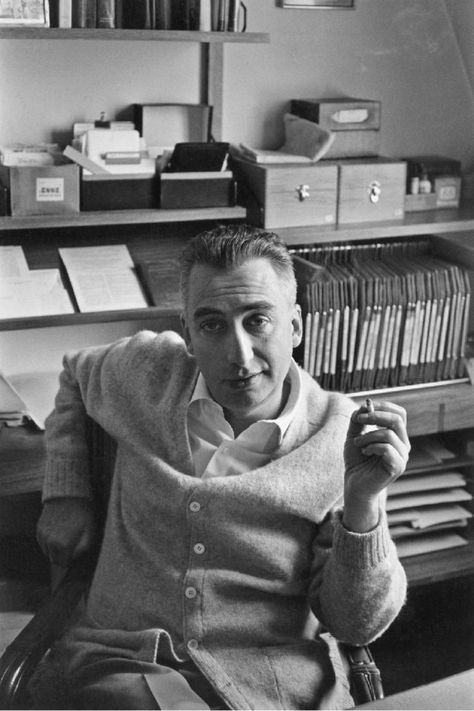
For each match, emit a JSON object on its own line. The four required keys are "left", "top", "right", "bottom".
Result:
{"left": 187, "top": 361, "right": 302, "bottom": 479}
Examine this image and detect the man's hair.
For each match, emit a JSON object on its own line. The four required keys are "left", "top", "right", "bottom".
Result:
{"left": 179, "top": 224, "right": 297, "bottom": 305}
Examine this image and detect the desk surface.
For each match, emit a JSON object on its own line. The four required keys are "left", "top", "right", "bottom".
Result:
{"left": 356, "top": 669, "right": 474, "bottom": 710}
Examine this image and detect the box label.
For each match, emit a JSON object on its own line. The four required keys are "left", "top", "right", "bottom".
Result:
{"left": 36, "top": 177, "right": 65, "bottom": 202}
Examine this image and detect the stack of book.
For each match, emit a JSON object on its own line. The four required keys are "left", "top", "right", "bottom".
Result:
{"left": 386, "top": 436, "right": 472, "bottom": 558}
{"left": 51, "top": 0, "right": 243, "bottom": 31}
{"left": 293, "top": 239, "right": 471, "bottom": 393}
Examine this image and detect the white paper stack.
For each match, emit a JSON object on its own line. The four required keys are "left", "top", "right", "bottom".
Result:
{"left": 387, "top": 436, "right": 472, "bottom": 558}
{"left": 0, "top": 246, "right": 74, "bottom": 320}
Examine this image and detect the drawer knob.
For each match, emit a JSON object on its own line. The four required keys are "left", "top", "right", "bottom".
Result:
{"left": 368, "top": 180, "right": 381, "bottom": 204}
{"left": 296, "top": 184, "right": 310, "bottom": 201}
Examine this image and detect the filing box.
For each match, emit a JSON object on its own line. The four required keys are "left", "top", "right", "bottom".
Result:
{"left": 81, "top": 172, "right": 159, "bottom": 211}
{"left": 0, "top": 163, "right": 80, "bottom": 216}
{"left": 232, "top": 157, "right": 338, "bottom": 229}
{"left": 159, "top": 171, "right": 236, "bottom": 209}
{"left": 337, "top": 158, "right": 406, "bottom": 224}
{"left": 291, "top": 98, "right": 381, "bottom": 159}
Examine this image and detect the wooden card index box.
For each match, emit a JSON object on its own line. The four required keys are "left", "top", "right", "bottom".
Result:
{"left": 232, "top": 158, "right": 338, "bottom": 229}
{"left": 291, "top": 98, "right": 381, "bottom": 159}
{"left": 81, "top": 173, "right": 159, "bottom": 211}
{"left": 337, "top": 157, "right": 406, "bottom": 224}
{"left": 159, "top": 171, "right": 236, "bottom": 209}
{"left": 0, "top": 164, "right": 80, "bottom": 216}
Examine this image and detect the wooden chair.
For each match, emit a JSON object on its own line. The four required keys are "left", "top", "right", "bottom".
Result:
{"left": 0, "top": 419, "right": 384, "bottom": 709}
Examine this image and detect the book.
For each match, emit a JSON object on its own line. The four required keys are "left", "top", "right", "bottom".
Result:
{"left": 58, "top": 0, "right": 72, "bottom": 27}
{"left": 72, "top": 0, "right": 96, "bottom": 27}
{"left": 154, "top": 0, "right": 172, "bottom": 29}
{"left": 199, "top": 0, "right": 211, "bottom": 31}
{"left": 136, "top": 260, "right": 183, "bottom": 310}
{"left": 97, "top": 0, "right": 115, "bottom": 27}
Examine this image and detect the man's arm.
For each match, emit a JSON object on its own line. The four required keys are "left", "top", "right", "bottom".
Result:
{"left": 308, "top": 398, "right": 409, "bottom": 645}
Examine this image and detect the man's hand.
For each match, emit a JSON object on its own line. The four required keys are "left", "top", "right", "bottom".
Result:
{"left": 36, "top": 497, "right": 98, "bottom": 568}
{"left": 343, "top": 399, "right": 410, "bottom": 533}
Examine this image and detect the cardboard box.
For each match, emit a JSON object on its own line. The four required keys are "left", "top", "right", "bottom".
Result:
{"left": 81, "top": 172, "right": 159, "bottom": 211}
{"left": 405, "top": 193, "right": 437, "bottom": 212}
{"left": 291, "top": 98, "right": 381, "bottom": 132}
{"left": 291, "top": 98, "right": 381, "bottom": 159}
{"left": 232, "top": 157, "right": 338, "bottom": 229}
{"left": 0, "top": 163, "right": 80, "bottom": 216}
{"left": 337, "top": 158, "right": 406, "bottom": 224}
{"left": 159, "top": 171, "right": 235, "bottom": 209}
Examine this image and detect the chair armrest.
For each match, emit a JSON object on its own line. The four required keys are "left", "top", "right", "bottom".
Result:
{"left": 0, "top": 557, "right": 94, "bottom": 710}
{"left": 340, "top": 644, "right": 384, "bottom": 704}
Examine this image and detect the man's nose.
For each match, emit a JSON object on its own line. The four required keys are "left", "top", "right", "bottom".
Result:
{"left": 226, "top": 325, "right": 253, "bottom": 367}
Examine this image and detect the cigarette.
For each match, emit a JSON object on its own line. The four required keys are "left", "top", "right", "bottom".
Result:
{"left": 365, "top": 397, "right": 375, "bottom": 413}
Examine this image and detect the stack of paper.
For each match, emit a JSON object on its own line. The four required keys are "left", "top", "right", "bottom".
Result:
{"left": 0, "top": 246, "right": 74, "bottom": 320}
{"left": 386, "top": 436, "right": 472, "bottom": 558}
{"left": 59, "top": 245, "right": 148, "bottom": 313}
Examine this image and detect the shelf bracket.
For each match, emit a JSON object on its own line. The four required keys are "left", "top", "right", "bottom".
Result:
{"left": 200, "top": 43, "right": 224, "bottom": 141}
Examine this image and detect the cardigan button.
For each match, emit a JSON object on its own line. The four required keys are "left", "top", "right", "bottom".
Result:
{"left": 187, "top": 638, "right": 199, "bottom": 651}
{"left": 189, "top": 501, "right": 201, "bottom": 512}
{"left": 193, "top": 543, "right": 205, "bottom": 555}
{"left": 185, "top": 586, "right": 197, "bottom": 599}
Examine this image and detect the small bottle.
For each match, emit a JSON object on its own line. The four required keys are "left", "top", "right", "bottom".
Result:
{"left": 419, "top": 170, "right": 432, "bottom": 194}
{"left": 410, "top": 176, "right": 420, "bottom": 195}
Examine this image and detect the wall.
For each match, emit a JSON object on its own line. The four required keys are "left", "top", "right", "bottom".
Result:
{"left": 1, "top": 0, "right": 473, "bottom": 388}
{"left": 0, "top": 0, "right": 473, "bottom": 171}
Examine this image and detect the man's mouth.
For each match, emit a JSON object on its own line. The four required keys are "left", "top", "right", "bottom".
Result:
{"left": 225, "top": 373, "right": 260, "bottom": 389}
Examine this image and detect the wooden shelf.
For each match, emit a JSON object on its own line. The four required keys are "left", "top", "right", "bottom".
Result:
{"left": 279, "top": 205, "right": 474, "bottom": 246}
{"left": 403, "top": 540, "right": 474, "bottom": 587}
{"left": 0, "top": 206, "right": 246, "bottom": 232}
{"left": 0, "top": 305, "right": 181, "bottom": 332}
{"left": 0, "top": 28, "right": 270, "bottom": 43}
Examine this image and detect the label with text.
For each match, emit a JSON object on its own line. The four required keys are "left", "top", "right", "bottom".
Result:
{"left": 36, "top": 178, "right": 65, "bottom": 202}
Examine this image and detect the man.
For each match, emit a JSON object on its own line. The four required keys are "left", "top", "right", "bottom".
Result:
{"left": 36, "top": 224, "right": 409, "bottom": 710}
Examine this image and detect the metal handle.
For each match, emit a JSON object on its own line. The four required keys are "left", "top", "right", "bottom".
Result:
{"left": 368, "top": 180, "right": 381, "bottom": 204}
{"left": 296, "top": 184, "right": 310, "bottom": 201}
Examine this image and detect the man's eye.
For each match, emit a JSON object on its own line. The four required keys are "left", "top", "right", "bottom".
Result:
{"left": 247, "top": 315, "right": 270, "bottom": 330}
{"left": 200, "top": 320, "right": 224, "bottom": 333}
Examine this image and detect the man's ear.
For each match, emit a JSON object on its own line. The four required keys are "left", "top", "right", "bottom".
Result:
{"left": 180, "top": 313, "right": 194, "bottom": 355}
{"left": 292, "top": 304, "right": 303, "bottom": 348}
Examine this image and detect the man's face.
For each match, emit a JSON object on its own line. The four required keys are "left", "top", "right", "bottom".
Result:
{"left": 182, "top": 258, "right": 303, "bottom": 433}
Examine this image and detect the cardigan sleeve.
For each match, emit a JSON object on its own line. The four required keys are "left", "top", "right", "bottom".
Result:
{"left": 42, "top": 330, "right": 178, "bottom": 502}
{"left": 308, "top": 509, "right": 407, "bottom": 646}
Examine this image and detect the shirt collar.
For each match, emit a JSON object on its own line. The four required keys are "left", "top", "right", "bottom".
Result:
{"left": 189, "top": 360, "right": 302, "bottom": 443}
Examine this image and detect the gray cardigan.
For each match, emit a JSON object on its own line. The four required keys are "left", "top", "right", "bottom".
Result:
{"left": 44, "top": 330, "right": 406, "bottom": 710}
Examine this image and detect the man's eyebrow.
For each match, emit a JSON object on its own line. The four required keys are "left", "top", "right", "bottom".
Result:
{"left": 193, "top": 301, "right": 274, "bottom": 320}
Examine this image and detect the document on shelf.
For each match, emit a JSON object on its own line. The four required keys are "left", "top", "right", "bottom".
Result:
{"left": 59, "top": 245, "right": 148, "bottom": 313}
{"left": 388, "top": 503, "right": 472, "bottom": 529}
{"left": 0, "top": 268, "right": 74, "bottom": 319}
{"left": 8, "top": 371, "right": 60, "bottom": 430}
{"left": 386, "top": 488, "right": 472, "bottom": 511}
{"left": 0, "top": 245, "right": 29, "bottom": 278}
{"left": 395, "top": 531, "right": 468, "bottom": 558}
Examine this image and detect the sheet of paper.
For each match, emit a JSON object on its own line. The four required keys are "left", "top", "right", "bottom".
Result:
{"left": 388, "top": 471, "right": 466, "bottom": 495}
{"left": 395, "top": 531, "right": 468, "bottom": 558}
{"left": 8, "top": 371, "right": 60, "bottom": 430}
{"left": 59, "top": 245, "right": 148, "bottom": 313}
{"left": 388, "top": 503, "right": 472, "bottom": 529}
{"left": 386, "top": 488, "right": 472, "bottom": 511}
{"left": 0, "top": 246, "right": 29, "bottom": 278}
{"left": 0, "top": 269, "right": 74, "bottom": 318}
